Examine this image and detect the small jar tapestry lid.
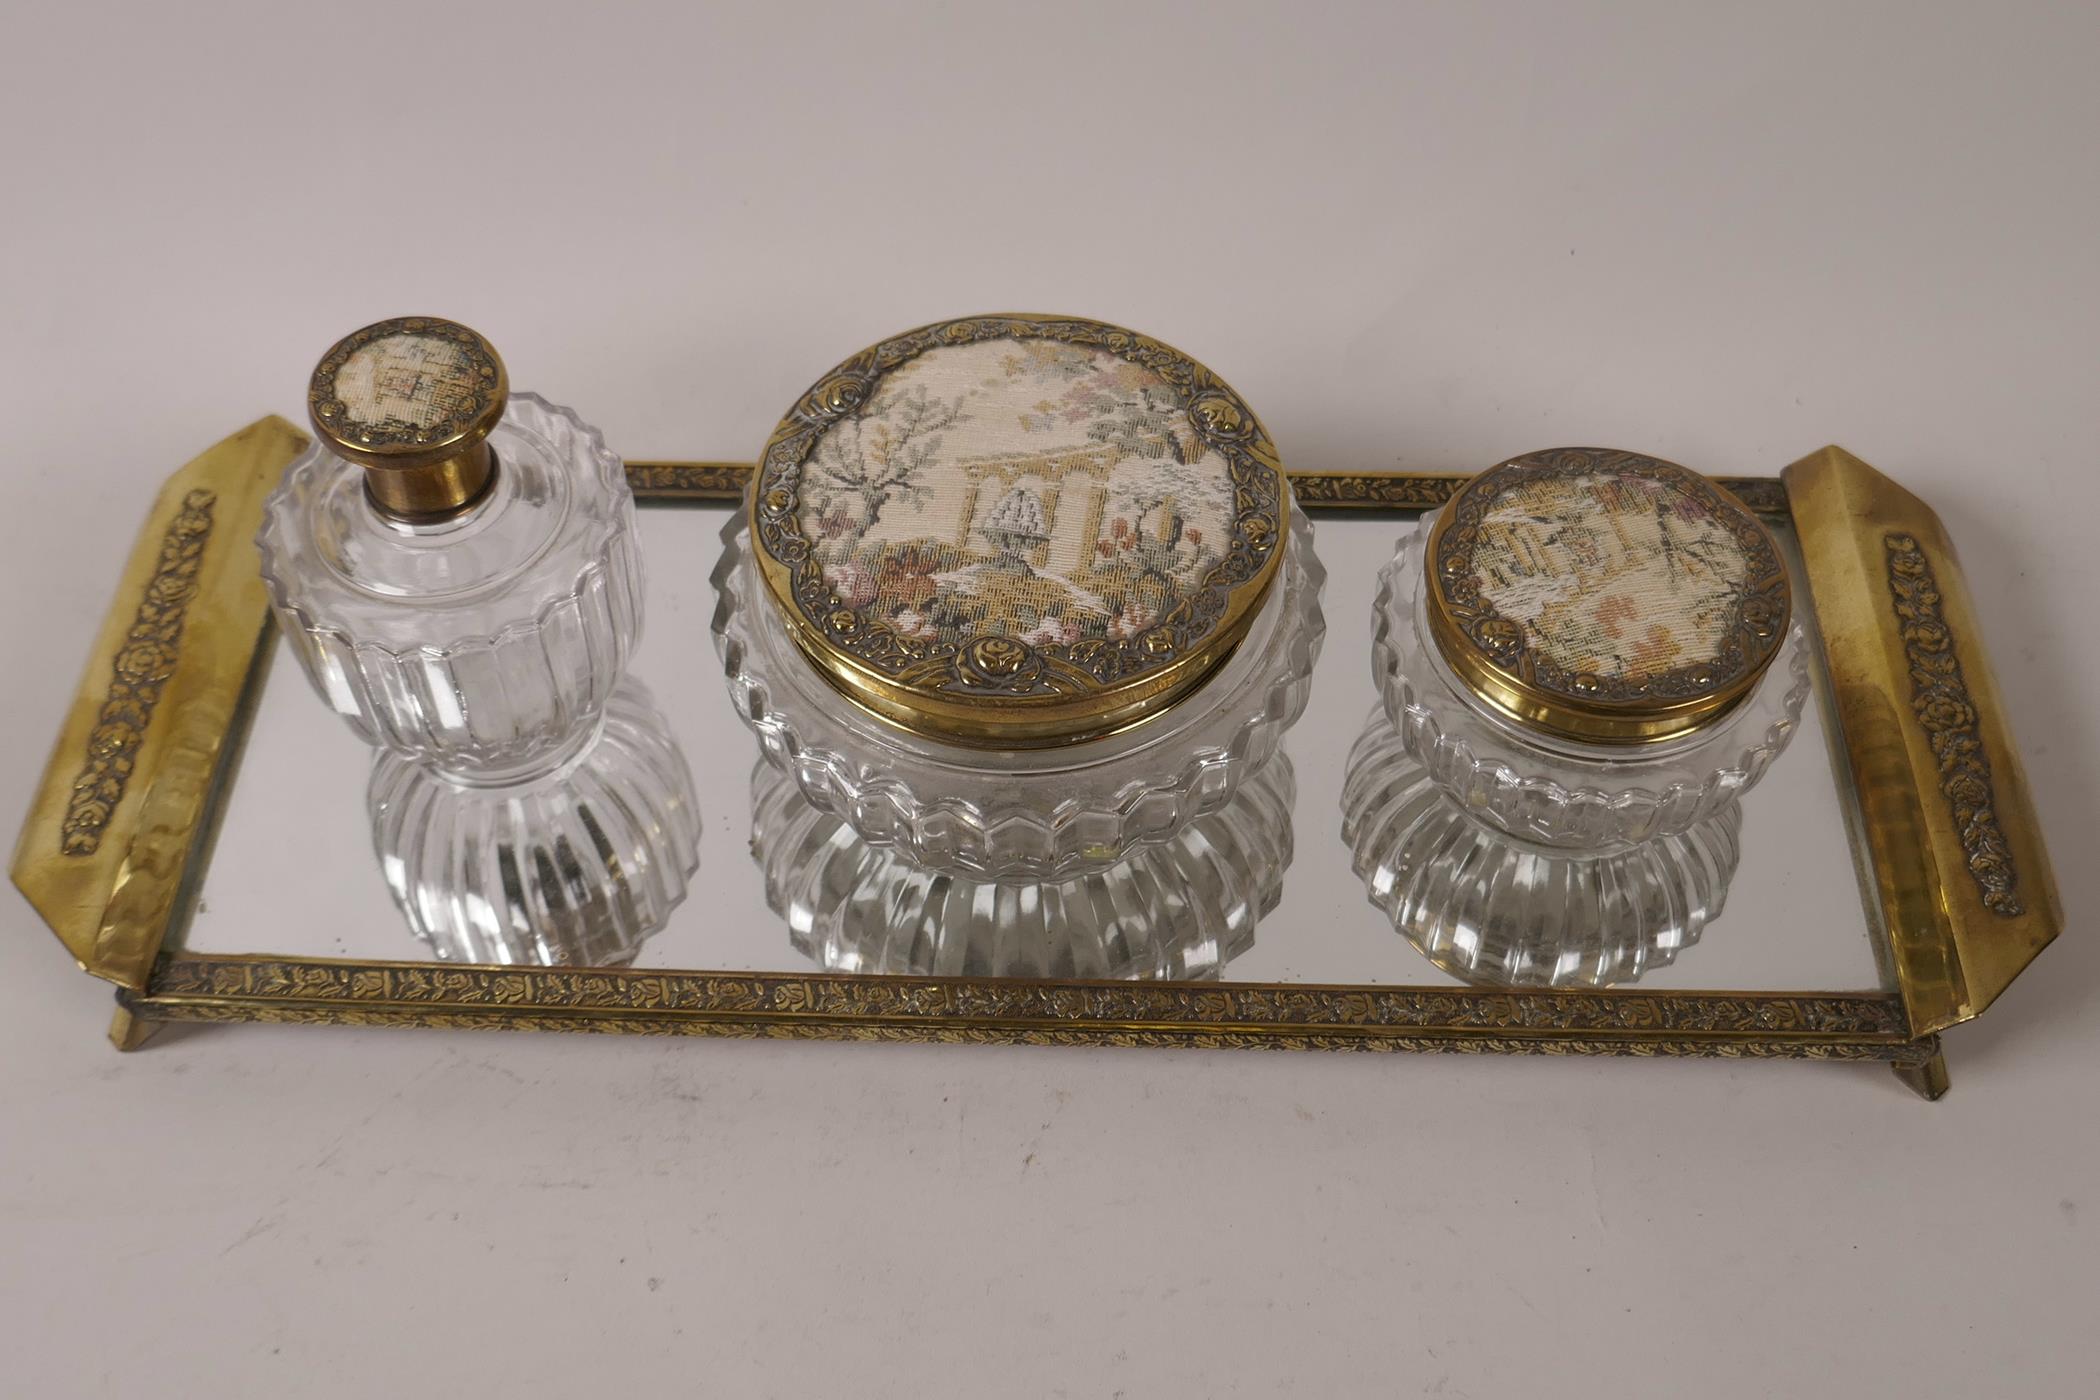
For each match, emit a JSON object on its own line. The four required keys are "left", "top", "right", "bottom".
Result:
{"left": 1425, "top": 447, "right": 1791, "bottom": 744}
{"left": 749, "top": 314, "right": 1290, "bottom": 747}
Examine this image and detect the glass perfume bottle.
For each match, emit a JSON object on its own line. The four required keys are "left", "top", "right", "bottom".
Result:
{"left": 713, "top": 314, "right": 1324, "bottom": 978}
{"left": 1343, "top": 448, "right": 1807, "bottom": 987}
{"left": 256, "top": 316, "right": 698, "bottom": 965}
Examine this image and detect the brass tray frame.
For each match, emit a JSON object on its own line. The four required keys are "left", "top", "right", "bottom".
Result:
{"left": 11, "top": 421, "right": 2063, "bottom": 1098}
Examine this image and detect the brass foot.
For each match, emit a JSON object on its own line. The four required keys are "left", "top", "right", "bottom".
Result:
{"left": 1892, "top": 1050, "right": 1950, "bottom": 1101}
{"left": 108, "top": 1004, "right": 163, "bottom": 1053}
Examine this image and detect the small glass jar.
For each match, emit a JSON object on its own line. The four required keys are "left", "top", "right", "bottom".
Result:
{"left": 1343, "top": 448, "right": 1809, "bottom": 987}
{"left": 714, "top": 314, "right": 1323, "bottom": 978}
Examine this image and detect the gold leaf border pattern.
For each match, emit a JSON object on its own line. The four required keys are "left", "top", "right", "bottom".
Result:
{"left": 60, "top": 489, "right": 216, "bottom": 855}
{"left": 1884, "top": 532, "right": 2024, "bottom": 916}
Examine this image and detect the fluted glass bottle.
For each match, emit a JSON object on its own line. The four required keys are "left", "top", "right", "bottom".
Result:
{"left": 257, "top": 317, "right": 697, "bottom": 964}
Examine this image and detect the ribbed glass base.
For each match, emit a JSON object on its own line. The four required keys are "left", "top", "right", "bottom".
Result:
{"left": 1342, "top": 707, "right": 1742, "bottom": 987}
{"left": 753, "top": 751, "right": 1297, "bottom": 980}
{"left": 368, "top": 678, "right": 700, "bottom": 966}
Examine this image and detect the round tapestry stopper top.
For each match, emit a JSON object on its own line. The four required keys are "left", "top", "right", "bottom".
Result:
{"left": 308, "top": 316, "right": 508, "bottom": 518}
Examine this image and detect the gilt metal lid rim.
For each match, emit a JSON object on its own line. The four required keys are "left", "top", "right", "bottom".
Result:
{"left": 307, "top": 315, "right": 508, "bottom": 470}
{"left": 1424, "top": 447, "right": 1792, "bottom": 745}
{"left": 771, "top": 573, "right": 1271, "bottom": 750}
{"left": 749, "top": 313, "right": 1290, "bottom": 747}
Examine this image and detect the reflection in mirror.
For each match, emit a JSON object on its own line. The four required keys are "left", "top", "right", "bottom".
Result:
{"left": 755, "top": 752, "right": 1292, "bottom": 979}
{"left": 184, "top": 505, "right": 1895, "bottom": 997}
{"left": 371, "top": 678, "right": 700, "bottom": 968}
{"left": 1343, "top": 707, "right": 1741, "bottom": 986}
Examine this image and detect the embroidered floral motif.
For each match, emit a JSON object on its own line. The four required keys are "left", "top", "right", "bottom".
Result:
{"left": 798, "top": 339, "right": 1235, "bottom": 651}
{"left": 335, "top": 334, "right": 480, "bottom": 430}
{"left": 1472, "top": 472, "right": 1755, "bottom": 683}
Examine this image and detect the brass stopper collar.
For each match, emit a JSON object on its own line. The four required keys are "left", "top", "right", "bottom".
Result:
{"left": 308, "top": 316, "right": 508, "bottom": 521}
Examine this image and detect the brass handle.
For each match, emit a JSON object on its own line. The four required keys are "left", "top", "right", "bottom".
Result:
{"left": 1784, "top": 446, "right": 2062, "bottom": 1035}
{"left": 10, "top": 418, "right": 309, "bottom": 990}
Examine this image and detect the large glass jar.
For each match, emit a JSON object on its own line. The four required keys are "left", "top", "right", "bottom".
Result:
{"left": 714, "top": 314, "right": 1323, "bottom": 977}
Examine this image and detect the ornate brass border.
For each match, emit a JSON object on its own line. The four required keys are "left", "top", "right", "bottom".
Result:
{"left": 13, "top": 417, "right": 308, "bottom": 991}
{"left": 1424, "top": 449, "right": 1791, "bottom": 740}
{"left": 135, "top": 954, "right": 1932, "bottom": 1064}
{"left": 620, "top": 462, "right": 1794, "bottom": 519}
{"left": 1884, "top": 533, "right": 2023, "bottom": 916}
{"left": 60, "top": 489, "right": 217, "bottom": 855}
{"left": 1784, "top": 446, "right": 2060, "bottom": 1036}
{"left": 625, "top": 461, "right": 753, "bottom": 499}
{"left": 307, "top": 316, "right": 506, "bottom": 461}
{"left": 746, "top": 314, "right": 1289, "bottom": 744}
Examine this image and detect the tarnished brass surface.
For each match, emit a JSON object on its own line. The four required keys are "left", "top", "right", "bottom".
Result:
{"left": 364, "top": 438, "right": 495, "bottom": 520}
{"left": 1892, "top": 1050, "right": 1951, "bottom": 1101}
{"left": 11, "top": 416, "right": 308, "bottom": 989}
{"left": 1784, "top": 445, "right": 2060, "bottom": 1035}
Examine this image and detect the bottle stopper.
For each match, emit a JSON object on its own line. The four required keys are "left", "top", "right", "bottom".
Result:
{"left": 307, "top": 316, "right": 507, "bottom": 519}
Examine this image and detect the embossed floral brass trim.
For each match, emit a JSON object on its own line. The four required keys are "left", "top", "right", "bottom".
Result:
{"left": 59, "top": 489, "right": 217, "bottom": 855}
{"left": 1285, "top": 473, "right": 1466, "bottom": 510}
{"left": 307, "top": 317, "right": 509, "bottom": 519}
{"left": 748, "top": 314, "right": 1290, "bottom": 746}
{"left": 626, "top": 461, "right": 753, "bottom": 500}
{"left": 1425, "top": 448, "right": 1793, "bottom": 743}
{"left": 631, "top": 462, "right": 1795, "bottom": 520}
{"left": 14, "top": 416, "right": 309, "bottom": 990}
{"left": 1718, "top": 477, "right": 1791, "bottom": 517}
{"left": 136, "top": 954, "right": 1930, "bottom": 1063}
{"left": 1884, "top": 533, "right": 2023, "bottom": 916}
{"left": 307, "top": 316, "right": 506, "bottom": 463}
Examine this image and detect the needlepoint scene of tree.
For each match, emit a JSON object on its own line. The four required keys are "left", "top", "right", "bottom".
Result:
{"left": 798, "top": 339, "right": 1237, "bottom": 650}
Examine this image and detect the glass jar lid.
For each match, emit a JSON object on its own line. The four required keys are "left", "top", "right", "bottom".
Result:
{"left": 1425, "top": 447, "right": 1791, "bottom": 744}
{"left": 749, "top": 314, "right": 1290, "bottom": 747}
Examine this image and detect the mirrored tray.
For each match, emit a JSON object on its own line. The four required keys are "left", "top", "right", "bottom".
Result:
{"left": 12, "top": 422, "right": 2062, "bottom": 1098}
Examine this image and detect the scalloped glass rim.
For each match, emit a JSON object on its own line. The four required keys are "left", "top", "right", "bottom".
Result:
{"left": 752, "top": 749, "right": 1294, "bottom": 980}
{"left": 1372, "top": 513, "right": 1809, "bottom": 850}
{"left": 257, "top": 391, "right": 635, "bottom": 657}
{"left": 711, "top": 509, "right": 1326, "bottom": 879}
{"left": 1341, "top": 702, "right": 1742, "bottom": 987}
